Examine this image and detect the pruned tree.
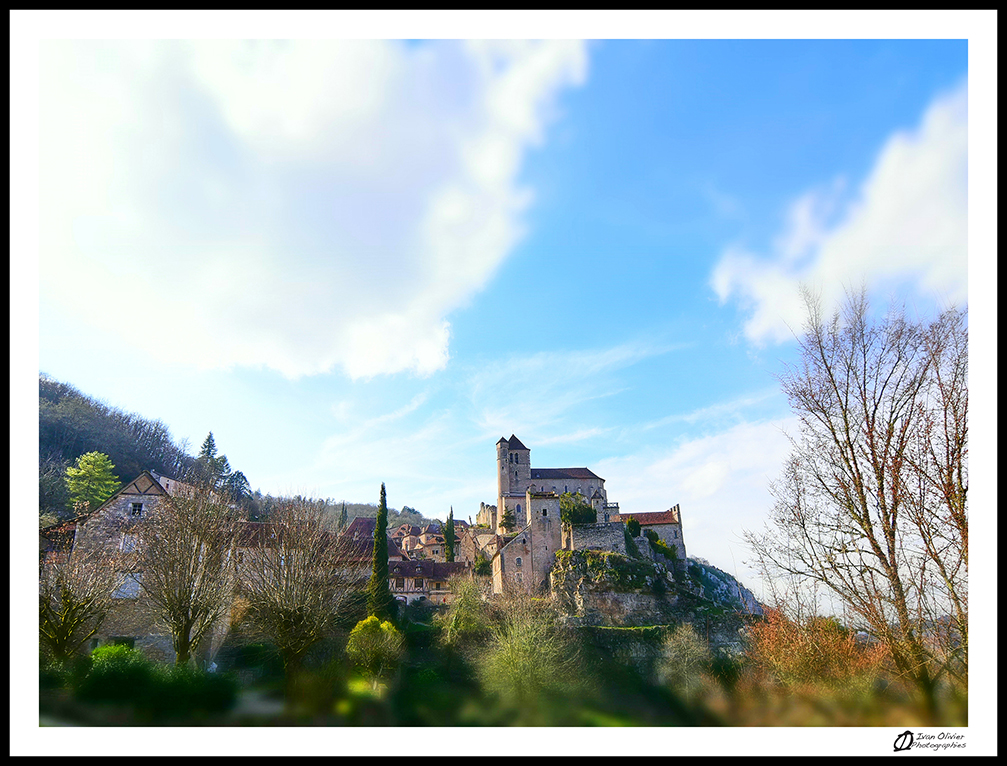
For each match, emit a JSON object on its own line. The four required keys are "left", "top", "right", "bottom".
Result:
{"left": 39, "top": 547, "right": 119, "bottom": 664}
{"left": 239, "top": 498, "right": 368, "bottom": 689}
{"left": 346, "top": 615, "right": 405, "bottom": 691}
{"left": 134, "top": 481, "right": 240, "bottom": 666}
{"left": 745, "top": 289, "right": 968, "bottom": 716}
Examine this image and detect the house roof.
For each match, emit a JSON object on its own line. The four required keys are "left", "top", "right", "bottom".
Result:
{"left": 344, "top": 516, "right": 377, "bottom": 541}
{"left": 611, "top": 508, "right": 681, "bottom": 525}
{"left": 69, "top": 469, "right": 175, "bottom": 527}
{"left": 340, "top": 535, "right": 407, "bottom": 562}
{"left": 388, "top": 560, "right": 468, "bottom": 579}
{"left": 531, "top": 467, "right": 602, "bottom": 481}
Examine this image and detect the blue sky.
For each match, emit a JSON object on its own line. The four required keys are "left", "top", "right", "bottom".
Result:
{"left": 22, "top": 26, "right": 986, "bottom": 593}
{"left": 31, "top": 36, "right": 975, "bottom": 588}
{"left": 12, "top": 10, "right": 999, "bottom": 757}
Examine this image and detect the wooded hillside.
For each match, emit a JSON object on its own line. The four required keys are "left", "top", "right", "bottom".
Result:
{"left": 38, "top": 373, "right": 438, "bottom": 529}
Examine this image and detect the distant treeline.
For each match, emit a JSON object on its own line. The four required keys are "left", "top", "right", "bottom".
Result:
{"left": 38, "top": 373, "right": 438, "bottom": 528}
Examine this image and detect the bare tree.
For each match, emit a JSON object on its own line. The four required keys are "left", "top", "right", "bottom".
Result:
{"left": 39, "top": 547, "right": 119, "bottom": 664}
{"left": 745, "top": 289, "right": 968, "bottom": 716}
{"left": 134, "top": 481, "right": 240, "bottom": 666}
{"left": 238, "top": 498, "right": 368, "bottom": 687}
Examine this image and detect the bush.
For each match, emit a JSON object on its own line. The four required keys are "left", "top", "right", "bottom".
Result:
{"left": 656, "top": 624, "right": 712, "bottom": 700}
{"left": 147, "top": 665, "right": 238, "bottom": 718}
{"left": 476, "top": 598, "right": 594, "bottom": 725}
{"left": 625, "top": 519, "right": 641, "bottom": 538}
{"left": 75, "top": 645, "right": 155, "bottom": 704}
{"left": 748, "top": 609, "right": 887, "bottom": 692}
{"left": 346, "top": 616, "right": 405, "bottom": 688}
{"left": 473, "top": 554, "right": 492, "bottom": 577}
{"left": 438, "top": 576, "right": 490, "bottom": 648}
{"left": 74, "top": 645, "right": 237, "bottom": 719}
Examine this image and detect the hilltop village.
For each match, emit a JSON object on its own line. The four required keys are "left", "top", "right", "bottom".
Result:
{"left": 40, "top": 434, "right": 723, "bottom": 665}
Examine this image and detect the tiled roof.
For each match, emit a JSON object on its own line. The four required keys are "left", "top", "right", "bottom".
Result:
{"left": 531, "top": 467, "right": 602, "bottom": 480}
{"left": 506, "top": 434, "right": 529, "bottom": 451}
{"left": 611, "top": 508, "right": 680, "bottom": 525}
{"left": 345, "top": 516, "right": 377, "bottom": 541}
{"left": 388, "top": 560, "right": 468, "bottom": 579}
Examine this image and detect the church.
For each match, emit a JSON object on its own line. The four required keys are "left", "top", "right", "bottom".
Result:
{"left": 477, "top": 435, "right": 686, "bottom": 596}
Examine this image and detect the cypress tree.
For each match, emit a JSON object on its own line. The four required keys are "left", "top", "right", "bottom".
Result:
{"left": 338, "top": 501, "right": 348, "bottom": 531}
{"left": 367, "top": 483, "right": 395, "bottom": 620}
{"left": 445, "top": 507, "right": 456, "bottom": 562}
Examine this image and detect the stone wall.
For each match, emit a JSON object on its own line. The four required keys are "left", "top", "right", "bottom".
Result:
{"left": 567, "top": 521, "right": 626, "bottom": 555}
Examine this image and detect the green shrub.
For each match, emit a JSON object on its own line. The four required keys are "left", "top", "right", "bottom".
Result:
{"left": 229, "top": 642, "right": 285, "bottom": 681}
{"left": 623, "top": 526, "right": 642, "bottom": 558}
{"left": 346, "top": 616, "right": 405, "bottom": 688}
{"left": 473, "top": 554, "right": 492, "bottom": 577}
{"left": 75, "top": 645, "right": 155, "bottom": 704}
{"left": 625, "top": 519, "right": 641, "bottom": 538}
{"left": 148, "top": 665, "right": 238, "bottom": 718}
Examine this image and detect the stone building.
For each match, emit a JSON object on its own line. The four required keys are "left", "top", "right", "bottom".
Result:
{"left": 63, "top": 470, "right": 208, "bottom": 662}
{"left": 611, "top": 506, "right": 686, "bottom": 562}
{"left": 494, "top": 435, "right": 617, "bottom": 532}
{"left": 485, "top": 435, "right": 687, "bottom": 596}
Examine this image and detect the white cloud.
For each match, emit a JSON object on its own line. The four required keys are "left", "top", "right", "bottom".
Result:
{"left": 596, "top": 417, "right": 797, "bottom": 592}
{"left": 467, "top": 340, "right": 682, "bottom": 440}
{"left": 39, "top": 40, "right": 587, "bottom": 379}
{"left": 712, "top": 80, "right": 968, "bottom": 344}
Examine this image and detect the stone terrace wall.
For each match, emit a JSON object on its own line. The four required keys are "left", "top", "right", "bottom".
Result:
{"left": 568, "top": 522, "right": 626, "bottom": 554}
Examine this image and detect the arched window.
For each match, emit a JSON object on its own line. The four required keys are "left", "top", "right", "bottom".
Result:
{"left": 516, "top": 504, "right": 521, "bottom": 515}
{"left": 515, "top": 557, "right": 522, "bottom": 567}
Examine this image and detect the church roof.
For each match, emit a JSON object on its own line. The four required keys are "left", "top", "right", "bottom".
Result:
{"left": 506, "top": 434, "right": 529, "bottom": 451}
{"left": 531, "top": 467, "right": 601, "bottom": 480}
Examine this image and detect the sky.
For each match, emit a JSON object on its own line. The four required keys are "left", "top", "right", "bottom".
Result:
{"left": 29, "top": 34, "right": 981, "bottom": 590}
{"left": 12, "top": 10, "right": 999, "bottom": 758}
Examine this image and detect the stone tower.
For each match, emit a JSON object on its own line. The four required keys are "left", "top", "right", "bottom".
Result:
{"left": 497, "top": 435, "right": 532, "bottom": 531}
{"left": 525, "top": 489, "right": 562, "bottom": 591}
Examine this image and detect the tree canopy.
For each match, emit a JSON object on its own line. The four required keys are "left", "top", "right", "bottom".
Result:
{"left": 64, "top": 452, "right": 121, "bottom": 514}
{"left": 745, "top": 289, "right": 968, "bottom": 715}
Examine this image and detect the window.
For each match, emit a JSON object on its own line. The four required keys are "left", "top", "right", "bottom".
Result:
{"left": 434, "top": 582, "right": 442, "bottom": 589}
{"left": 120, "top": 533, "right": 138, "bottom": 553}
{"left": 515, "top": 573, "right": 523, "bottom": 583}
{"left": 113, "top": 573, "right": 142, "bottom": 599}
{"left": 129, "top": 502, "right": 143, "bottom": 517}
{"left": 516, "top": 504, "right": 521, "bottom": 515}
{"left": 109, "top": 636, "right": 135, "bottom": 649}
{"left": 414, "top": 578, "right": 424, "bottom": 589}
{"left": 542, "top": 509, "right": 548, "bottom": 517}
{"left": 515, "top": 557, "right": 522, "bottom": 567}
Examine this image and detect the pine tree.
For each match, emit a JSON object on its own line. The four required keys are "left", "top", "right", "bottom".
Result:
{"left": 65, "top": 452, "right": 121, "bottom": 513}
{"left": 198, "top": 432, "right": 217, "bottom": 462}
{"left": 445, "top": 507, "right": 456, "bottom": 562}
{"left": 367, "top": 483, "right": 395, "bottom": 621}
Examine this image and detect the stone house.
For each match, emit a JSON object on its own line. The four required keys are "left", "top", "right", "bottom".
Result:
{"left": 63, "top": 470, "right": 210, "bottom": 662}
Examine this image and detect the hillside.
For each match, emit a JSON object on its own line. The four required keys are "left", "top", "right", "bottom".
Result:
{"left": 687, "top": 557, "right": 763, "bottom": 615}
{"left": 37, "top": 374, "right": 439, "bottom": 528}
